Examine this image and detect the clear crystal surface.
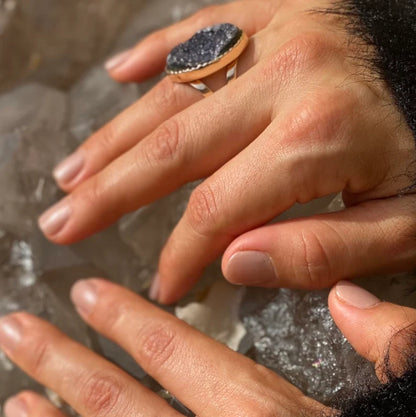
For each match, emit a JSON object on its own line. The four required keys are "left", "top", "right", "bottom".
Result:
{"left": 69, "top": 66, "right": 139, "bottom": 143}
{"left": 1, "top": 1, "right": 415, "bottom": 416}
{"left": 241, "top": 288, "right": 378, "bottom": 404}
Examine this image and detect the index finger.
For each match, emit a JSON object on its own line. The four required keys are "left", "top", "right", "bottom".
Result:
{"left": 70, "top": 279, "right": 320, "bottom": 417}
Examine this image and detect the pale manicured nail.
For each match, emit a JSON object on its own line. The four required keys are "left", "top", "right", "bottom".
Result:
{"left": 225, "top": 251, "right": 277, "bottom": 285}
{"left": 105, "top": 49, "right": 133, "bottom": 71}
{"left": 149, "top": 273, "right": 160, "bottom": 301}
{"left": 38, "top": 199, "right": 71, "bottom": 237}
{"left": 0, "top": 317, "right": 22, "bottom": 353}
{"left": 70, "top": 280, "right": 98, "bottom": 316}
{"left": 4, "top": 396, "right": 28, "bottom": 417}
{"left": 336, "top": 281, "right": 381, "bottom": 309}
{"left": 53, "top": 151, "right": 85, "bottom": 185}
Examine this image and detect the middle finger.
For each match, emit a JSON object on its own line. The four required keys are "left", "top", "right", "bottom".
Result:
{"left": 39, "top": 46, "right": 273, "bottom": 244}
{"left": 55, "top": 1, "right": 274, "bottom": 192}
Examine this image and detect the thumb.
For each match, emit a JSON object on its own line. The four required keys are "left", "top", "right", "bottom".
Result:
{"left": 329, "top": 281, "right": 416, "bottom": 381}
{"left": 222, "top": 197, "right": 416, "bottom": 290}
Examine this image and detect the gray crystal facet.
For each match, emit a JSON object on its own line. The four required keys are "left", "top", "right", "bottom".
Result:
{"left": 3, "top": 2, "right": 416, "bottom": 414}
{"left": 166, "top": 23, "right": 242, "bottom": 73}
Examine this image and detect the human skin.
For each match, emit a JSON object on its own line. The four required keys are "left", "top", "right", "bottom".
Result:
{"left": 38, "top": 0, "right": 416, "bottom": 305}
{"left": 10, "top": 2, "right": 415, "bottom": 414}
{"left": 1, "top": 279, "right": 415, "bottom": 417}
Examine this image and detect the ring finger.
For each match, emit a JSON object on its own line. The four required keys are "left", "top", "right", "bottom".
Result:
{"left": 105, "top": 0, "right": 278, "bottom": 82}
{"left": 55, "top": 1, "right": 276, "bottom": 192}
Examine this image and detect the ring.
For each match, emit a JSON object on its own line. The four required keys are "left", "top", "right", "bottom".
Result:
{"left": 165, "top": 23, "right": 249, "bottom": 96}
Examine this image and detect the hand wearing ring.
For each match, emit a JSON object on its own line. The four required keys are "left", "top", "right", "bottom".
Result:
{"left": 39, "top": 0, "right": 416, "bottom": 304}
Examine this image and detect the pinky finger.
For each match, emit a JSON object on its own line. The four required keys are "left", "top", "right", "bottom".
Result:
{"left": 4, "top": 391, "right": 67, "bottom": 417}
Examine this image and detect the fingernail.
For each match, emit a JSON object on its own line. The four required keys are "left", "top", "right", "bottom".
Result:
{"left": 4, "top": 396, "right": 28, "bottom": 417}
{"left": 105, "top": 49, "right": 132, "bottom": 71}
{"left": 70, "top": 280, "right": 98, "bottom": 316}
{"left": 0, "top": 317, "right": 22, "bottom": 353}
{"left": 225, "top": 251, "right": 277, "bottom": 285}
{"left": 38, "top": 199, "right": 71, "bottom": 237}
{"left": 336, "top": 281, "right": 381, "bottom": 309}
{"left": 53, "top": 151, "right": 85, "bottom": 186}
{"left": 148, "top": 273, "right": 160, "bottom": 301}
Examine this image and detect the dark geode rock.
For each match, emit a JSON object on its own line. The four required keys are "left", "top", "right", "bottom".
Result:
{"left": 166, "top": 23, "right": 243, "bottom": 73}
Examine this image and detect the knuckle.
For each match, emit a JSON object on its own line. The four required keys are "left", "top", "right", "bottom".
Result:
{"left": 96, "top": 301, "right": 125, "bottom": 336}
{"left": 287, "top": 32, "right": 333, "bottom": 69}
{"left": 80, "top": 371, "right": 123, "bottom": 417}
{"left": 77, "top": 175, "right": 104, "bottom": 208}
{"left": 265, "top": 32, "right": 333, "bottom": 89}
{"left": 296, "top": 226, "right": 335, "bottom": 287}
{"left": 91, "top": 121, "right": 118, "bottom": 157}
{"left": 76, "top": 174, "right": 126, "bottom": 218}
{"left": 145, "top": 119, "right": 182, "bottom": 166}
{"left": 283, "top": 89, "right": 355, "bottom": 149}
{"left": 152, "top": 78, "right": 181, "bottom": 110}
{"left": 186, "top": 183, "right": 220, "bottom": 236}
{"left": 288, "top": 99, "right": 322, "bottom": 143}
{"left": 26, "top": 337, "right": 51, "bottom": 379}
{"left": 137, "top": 323, "right": 177, "bottom": 370}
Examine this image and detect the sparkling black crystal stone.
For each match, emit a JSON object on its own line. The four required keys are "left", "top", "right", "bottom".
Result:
{"left": 166, "top": 23, "right": 243, "bottom": 73}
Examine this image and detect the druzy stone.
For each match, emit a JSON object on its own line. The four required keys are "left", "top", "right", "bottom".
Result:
{"left": 166, "top": 23, "right": 243, "bottom": 73}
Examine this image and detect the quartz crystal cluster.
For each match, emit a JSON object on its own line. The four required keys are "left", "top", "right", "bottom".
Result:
{"left": 1, "top": 0, "right": 415, "bottom": 416}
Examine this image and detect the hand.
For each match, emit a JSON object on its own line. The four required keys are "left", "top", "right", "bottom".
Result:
{"left": 0, "top": 279, "right": 329, "bottom": 417}
{"left": 38, "top": 0, "right": 416, "bottom": 303}
{"left": 1, "top": 280, "right": 415, "bottom": 417}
